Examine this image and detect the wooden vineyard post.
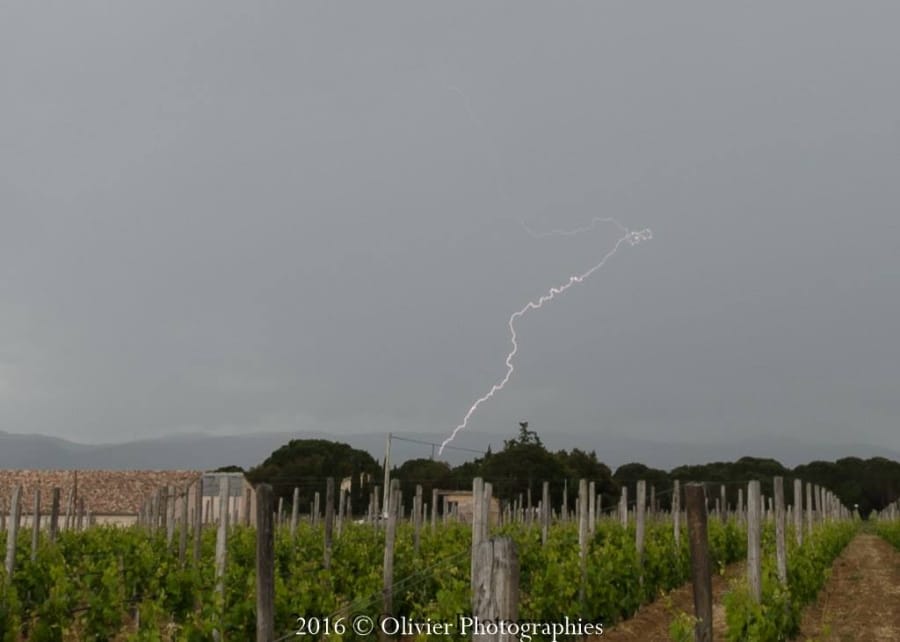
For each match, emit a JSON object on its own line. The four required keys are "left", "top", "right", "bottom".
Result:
{"left": 324, "top": 477, "right": 335, "bottom": 569}
{"left": 49, "top": 487, "right": 60, "bottom": 543}
{"left": 720, "top": 485, "right": 727, "bottom": 523}
{"left": 588, "top": 481, "right": 596, "bottom": 537}
{"left": 811, "top": 485, "right": 819, "bottom": 526}
{"left": 373, "top": 486, "right": 380, "bottom": 528}
{"left": 290, "top": 487, "right": 300, "bottom": 538}
{"left": 179, "top": 487, "right": 189, "bottom": 566}
{"left": 472, "top": 477, "right": 485, "bottom": 588}
{"left": 5, "top": 485, "right": 21, "bottom": 578}
{"left": 527, "top": 487, "right": 533, "bottom": 526}
{"left": 773, "top": 476, "right": 787, "bottom": 585}
{"left": 472, "top": 537, "right": 519, "bottom": 642}
{"left": 482, "top": 482, "right": 492, "bottom": 540}
{"left": 157, "top": 487, "right": 167, "bottom": 538}
{"left": 193, "top": 479, "right": 203, "bottom": 563}
{"left": 578, "top": 479, "right": 589, "bottom": 612}
{"left": 620, "top": 486, "right": 628, "bottom": 528}
{"left": 256, "top": 484, "right": 275, "bottom": 642}
{"left": 540, "top": 481, "right": 550, "bottom": 545}
{"left": 747, "top": 480, "right": 762, "bottom": 603}
{"left": 167, "top": 486, "right": 177, "bottom": 545}
{"left": 414, "top": 484, "right": 423, "bottom": 554}
{"left": 636, "top": 480, "right": 646, "bottom": 564}
{"left": 214, "top": 477, "right": 229, "bottom": 640}
{"left": 337, "top": 488, "right": 346, "bottom": 538}
{"left": 31, "top": 487, "right": 41, "bottom": 561}
{"left": 64, "top": 487, "right": 74, "bottom": 532}
{"left": 673, "top": 479, "right": 681, "bottom": 549}
{"left": 431, "top": 488, "right": 439, "bottom": 531}
{"left": 381, "top": 479, "right": 400, "bottom": 642}
{"left": 805, "top": 482, "right": 814, "bottom": 537}
{"left": 685, "top": 483, "right": 712, "bottom": 642}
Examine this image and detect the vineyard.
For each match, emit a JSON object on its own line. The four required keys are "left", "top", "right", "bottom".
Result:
{"left": 0, "top": 475, "right": 887, "bottom": 641}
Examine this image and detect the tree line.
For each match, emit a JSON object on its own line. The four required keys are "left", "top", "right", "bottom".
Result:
{"left": 224, "top": 426, "right": 900, "bottom": 518}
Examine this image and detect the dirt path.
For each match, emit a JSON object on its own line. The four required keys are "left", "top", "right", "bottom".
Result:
{"left": 796, "top": 533, "right": 900, "bottom": 641}
{"left": 601, "top": 562, "right": 743, "bottom": 641}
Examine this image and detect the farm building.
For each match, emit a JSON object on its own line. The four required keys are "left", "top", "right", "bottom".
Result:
{"left": 187, "top": 471, "right": 257, "bottom": 525}
{"left": 0, "top": 470, "right": 255, "bottom": 528}
{"left": 435, "top": 489, "right": 501, "bottom": 524}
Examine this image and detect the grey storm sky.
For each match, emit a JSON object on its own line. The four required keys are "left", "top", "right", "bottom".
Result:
{"left": 1, "top": 2, "right": 898, "bottom": 447}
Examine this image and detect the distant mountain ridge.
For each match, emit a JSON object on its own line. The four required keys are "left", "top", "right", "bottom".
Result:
{"left": 1, "top": 429, "right": 897, "bottom": 472}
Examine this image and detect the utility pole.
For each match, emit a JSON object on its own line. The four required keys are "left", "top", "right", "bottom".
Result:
{"left": 382, "top": 432, "right": 392, "bottom": 518}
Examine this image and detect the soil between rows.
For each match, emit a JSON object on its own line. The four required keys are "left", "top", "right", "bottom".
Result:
{"left": 795, "top": 533, "right": 900, "bottom": 642}
{"left": 597, "top": 561, "right": 743, "bottom": 641}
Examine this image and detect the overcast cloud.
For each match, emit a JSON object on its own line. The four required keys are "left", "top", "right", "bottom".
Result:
{"left": 2, "top": 2, "right": 898, "bottom": 451}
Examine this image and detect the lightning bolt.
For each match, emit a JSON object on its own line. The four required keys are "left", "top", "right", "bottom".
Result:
{"left": 438, "top": 219, "right": 652, "bottom": 455}
{"left": 520, "top": 216, "right": 629, "bottom": 239}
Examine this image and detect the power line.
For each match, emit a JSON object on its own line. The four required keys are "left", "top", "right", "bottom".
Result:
{"left": 389, "top": 434, "right": 486, "bottom": 456}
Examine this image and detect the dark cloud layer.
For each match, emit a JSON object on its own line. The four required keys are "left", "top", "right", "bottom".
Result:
{"left": 2, "top": 2, "right": 898, "bottom": 450}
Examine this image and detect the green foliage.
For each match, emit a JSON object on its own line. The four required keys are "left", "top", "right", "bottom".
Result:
{"left": 246, "top": 438, "right": 381, "bottom": 512}
{"left": 393, "top": 458, "right": 454, "bottom": 513}
{"left": 213, "top": 465, "right": 244, "bottom": 473}
{"left": 875, "top": 519, "right": 900, "bottom": 548}
{"left": 614, "top": 463, "right": 672, "bottom": 510}
{"left": 669, "top": 609, "right": 698, "bottom": 642}
{"left": 479, "top": 434, "right": 568, "bottom": 504}
{"left": 0, "top": 513, "right": 748, "bottom": 640}
{"left": 452, "top": 424, "right": 621, "bottom": 511}
{"left": 794, "top": 457, "right": 900, "bottom": 518}
{"left": 723, "top": 520, "right": 857, "bottom": 641}
{"left": 250, "top": 427, "right": 900, "bottom": 518}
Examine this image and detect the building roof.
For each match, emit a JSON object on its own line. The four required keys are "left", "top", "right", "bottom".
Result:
{"left": 0, "top": 470, "right": 202, "bottom": 515}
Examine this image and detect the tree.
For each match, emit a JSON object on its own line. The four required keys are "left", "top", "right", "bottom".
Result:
{"left": 392, "top": 458, "right": 453, "bottom": 514}
{"left": 671, "top": 457, "right": 791, "bottom": 508}
{"left": 794, "top": 456, "right": 900, "bottom": 517}
{"left": 246, "top": 439, "right": 380, "bottom": 516}
{"left": 480, "top": 424, "right": 576, "bottom": 508}
{"left": 614, "top": 463, "right": 671, "bottom": 510}
{"left": 557, "top": 449, "right": 619, "bottom": 513}
{"left": 213, "top": 465, "right": 245, "bottom": 473}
